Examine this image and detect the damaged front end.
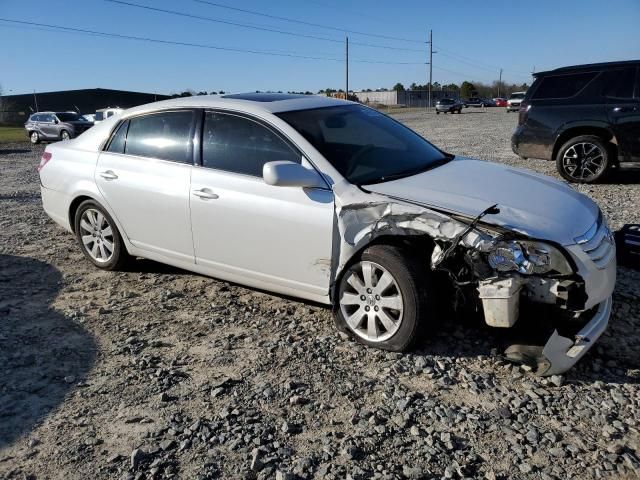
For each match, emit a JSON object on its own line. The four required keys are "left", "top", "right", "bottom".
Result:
{"left": 333, "top": 188, "right": 615, "bottom": 376}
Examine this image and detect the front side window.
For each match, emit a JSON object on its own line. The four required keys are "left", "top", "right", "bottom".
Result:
{"left": 276, "top": 105, "right": 450, "bottom": 185}
{"left": 601, "top": 67, "right": 636, "bottom": 99}
{"left": 56, "top": 112, "right": 83, "bottom": 122}
{"left": 532, "top": 71, "right": 598, "bottom": 99}
{"left": 202, "top": 112, "right": 300, "bottom": 176}
{"left": 95, "top": 112, "right": 104, "bottom": 121}
{"left": 125, "top": 110, "right": 195, "bottom": 164}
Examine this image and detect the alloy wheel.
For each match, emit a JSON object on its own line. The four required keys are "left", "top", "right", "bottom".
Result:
{"left": 61, "top": 131, "right": 70, "bottom": 141}
{"left": 561, "top": 142, "right": 606, "bottom": 181}
{"left": 339, "top": 261, "right": 404, "bottom": 342}
{"left": 79, "top": 208, "right": 114, "bottom": 263}
{"left": 31, "top": 132, "right": 38, "bottom": 143}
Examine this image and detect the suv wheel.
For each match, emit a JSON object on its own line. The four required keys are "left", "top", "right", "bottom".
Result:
{"left": 30, "top": 131, "right": 40, "bottom": 144}
{"left": 60, "top": 130, "right": 71, "bottom": 141}
{"left": 556, "top": 135, "right": 610, "bottom": 183}
{"left": 74, "top": 200, "right": 131, "bottom": 270}
{"left": 334, "top": 245, "right": 433, "bottom": 352}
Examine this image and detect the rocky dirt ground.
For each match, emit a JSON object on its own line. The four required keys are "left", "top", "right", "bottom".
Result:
{"left": 0, "top": 108, "right": 638, "bottom": 480}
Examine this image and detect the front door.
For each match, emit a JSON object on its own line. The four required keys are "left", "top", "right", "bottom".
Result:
{"left": 95, "top": 110, "right": 197, "bottom": 263}
{"left": 189, "top": 111, "right": 334, "bottom": 297}
{"left": 603, "top": 66, "right": 640, "bottom": 160}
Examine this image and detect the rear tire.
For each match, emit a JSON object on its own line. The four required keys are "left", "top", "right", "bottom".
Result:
{"left": 333, "top": 244, "right": 434, "bottom": 352}
{"left": 61, "top": 130, "right": 70, "bottom": 141}
{"left": 74, "top": 200, "right": 131, "bottom": 271}
{"left": 555, "top": 135, "right": 610, "bottom": 183}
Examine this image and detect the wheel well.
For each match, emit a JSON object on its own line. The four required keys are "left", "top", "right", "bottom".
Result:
{"left": 68, "top": 195, "right": 93, "bottom": 233}
{"left": 330, "top": 234, "right": 435, "bottom": 305}
{"left": 553, "top": 127, "right": 617, "bottom": 160}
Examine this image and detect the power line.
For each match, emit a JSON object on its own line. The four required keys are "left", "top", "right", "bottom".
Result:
{"left": 434, "top": 45, "right": 531, "bottom": 76}
{"left": 105, "top": 0, "right": 426, "bottom": 53}
{"left": 0, "top": 18, "right": 426, "bottom": 65}
{"left": 191, "top": 0, "right": 426, "bottom": 44}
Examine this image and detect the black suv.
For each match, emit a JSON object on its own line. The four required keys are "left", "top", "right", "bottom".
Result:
{"left": 511, "top": 60, "right": 639, "bottom": 183}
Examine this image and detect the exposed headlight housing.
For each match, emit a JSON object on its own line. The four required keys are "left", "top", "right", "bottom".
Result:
{"left": 487, "top": 240, "right": 572, "bottom": 275}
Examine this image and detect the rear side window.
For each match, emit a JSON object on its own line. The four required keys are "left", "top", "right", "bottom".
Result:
{"left": 106, "top": 120, "right": 129, "bottom": 154}
{"left": 202, "top": 112, "right": 300, "bottom": 176}
{"left": 125, "top": 110, "right": 195, "bottom": 164}
{"left": 601, "top": 67, "right": 636, "bottom": 99}
{"left": 532, "top": 71, "right": 598, "bottom": 99}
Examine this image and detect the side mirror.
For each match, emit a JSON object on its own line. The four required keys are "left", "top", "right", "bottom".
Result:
{"left": 263, "top": 161, "right": 326, "bottom": 189}
{"left": 53, "top": 118, "right": 59, "bottom": 124}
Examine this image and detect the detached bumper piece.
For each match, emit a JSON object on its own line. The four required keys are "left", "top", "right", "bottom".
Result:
{"left": 538, "top": 295, "right": 613, "bottom": 376}
{"left": 615, "top": 224, "right": 640, "bottom": 268}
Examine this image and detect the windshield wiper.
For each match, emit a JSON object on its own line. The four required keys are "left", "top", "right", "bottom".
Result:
{"left": 361, "top": 155, "right": 453, "bottom": 185}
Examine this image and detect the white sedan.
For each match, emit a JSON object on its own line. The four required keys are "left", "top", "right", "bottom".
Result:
{"left": 38, "top": 93, "right": 616, "bottom": 375}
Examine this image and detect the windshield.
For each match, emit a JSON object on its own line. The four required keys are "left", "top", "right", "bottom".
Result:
{"left": 509, "top": 93, "right": 525, "bottom": 100}
{"left": 56, "top": 112, "right": 84, "bottom": 122}
{"left": 439, "top": 99, "right": 454, "bottom": 104}
{"left": 276, "top": 105, "right": 449, "bottom": 185}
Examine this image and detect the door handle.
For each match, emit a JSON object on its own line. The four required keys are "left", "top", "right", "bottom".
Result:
{"left": 612, "top": 106, "right": 635, "bottom": 113}
{"left": 99, "top": 170, "right": 118, "bottom": 180}
{"left": 192, "top": 188, "right": 219, "bottom": 200}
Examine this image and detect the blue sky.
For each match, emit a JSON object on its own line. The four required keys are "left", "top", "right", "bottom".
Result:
{"left": 1, "top": 0, "right": 639, "bottom": 95}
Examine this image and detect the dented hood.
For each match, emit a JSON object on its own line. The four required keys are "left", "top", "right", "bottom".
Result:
{"left": 364, "top": 157, "right": 598, "bottom": 245}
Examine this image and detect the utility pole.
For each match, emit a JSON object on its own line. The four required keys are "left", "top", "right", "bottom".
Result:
{"left": 498, "top": 68, "right": 503, "bottom": 97}
{"left": 33, "top": 89, "right": 39, "bottom": 112}
{"left": 345, "top": 36, "right": 349, "bottom": 100}
{"left": 426, "top": 30, "right": 436, "bottom": 109}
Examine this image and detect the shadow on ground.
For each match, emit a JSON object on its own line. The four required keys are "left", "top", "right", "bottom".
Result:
{"left": 0, "top": 254, "right": 96, "bottom": 451}
{"left": 0, "top": 149, "right": 31, "bottom": 155}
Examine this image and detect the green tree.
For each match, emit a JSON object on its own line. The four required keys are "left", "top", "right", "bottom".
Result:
{"left": 460, "top": 81, "right": 476, "bottom": 98}
{"left": 392, "top": 82, "right": 405, "bottom": 92}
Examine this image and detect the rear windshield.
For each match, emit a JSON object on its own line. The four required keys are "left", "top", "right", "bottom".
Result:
{"left": 439, "top": 99, "right": 454, "bottom": 104}
{"left": 56, "top": 112, "right": 84, "bottom": 122}
{"left": 531, "top": 72, "right": 598, "bottom": 99}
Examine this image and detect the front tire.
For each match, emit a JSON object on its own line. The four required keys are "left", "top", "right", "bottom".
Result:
{"left": 30, "top": 131, "right": 40, "bottom": 144}
{"left": 74, "top": 200, "right": 130, "bottom": 270}
{"left": 556, "top": 135, "right": 610, "bottom": 183}
{"left": 334, "top": 245, "right": 433, "bottom": 352}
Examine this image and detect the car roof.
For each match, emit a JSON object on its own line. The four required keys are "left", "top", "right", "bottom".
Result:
{"left": 534, "top": 59, "right": 640, "bottom": 77}
{"left": 120, "top": 93, "right": 351, "bottom": 119}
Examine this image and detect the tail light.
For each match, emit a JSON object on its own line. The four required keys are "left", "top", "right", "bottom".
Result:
{"left": 518, "top": 101, "right": 530, "bottom": 126}
{"left": 37, "top": 151, "right": 52, "bottom": 172}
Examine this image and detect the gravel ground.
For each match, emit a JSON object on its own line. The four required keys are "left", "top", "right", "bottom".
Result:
{"left": 0, "top": 109, "right": 638, "bottom": 480}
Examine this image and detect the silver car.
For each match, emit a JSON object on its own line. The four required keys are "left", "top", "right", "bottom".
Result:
{"left": 435, "top": 98, "right": 463, "bottom": 114}
{"left": 25, "top": 111, "right": 93, "bottom": 144}
{"left": 37, "top": 94, "right": 616, "bottom": 375}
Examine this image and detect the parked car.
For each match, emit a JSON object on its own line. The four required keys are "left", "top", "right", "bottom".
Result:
{"left": 512, "top": 60, "right": 640, "bottom": 183}
{"left": 25, "top": 111, "right": 94, "bottom": 144}
{"left": 493, "top": 98, "right": 508, "bottom": 107}
{"left": 37, "top": 94, "right": 616, "bottom": 375}
{"left": 82, "top": 114, "right": 96, "bottom": 123}
{"left": 435, "top": 98, "right": 463, "bottom": 114}
{"left": 506, "top": 92, "right": 526, "bottom": 112}
{"left": 94, "top": 107, "right": 124, "bottom": 124}
{"left": 465, "top": 97, "right": 494, "bottom": 107}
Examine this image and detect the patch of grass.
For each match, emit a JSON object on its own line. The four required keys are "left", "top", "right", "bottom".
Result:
{"left": 0, "top": 127, "right": 27, "bottom": 144}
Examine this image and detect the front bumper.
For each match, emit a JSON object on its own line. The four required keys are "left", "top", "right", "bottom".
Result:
{"left": 540, "top": 295, "right": 612, "bottom": 375}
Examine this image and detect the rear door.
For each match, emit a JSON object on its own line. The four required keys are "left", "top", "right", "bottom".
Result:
{"left": 95, "top": 110, "right": 197, "bottom": 263}
{"left": 603, "top": 66, "right": 640, "bottom": 160}
{"left": 40, "top": 114, "right": 58, "bottom": 138}
{"left": 189, "top": 110, "right": 334, "bottom": 297}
